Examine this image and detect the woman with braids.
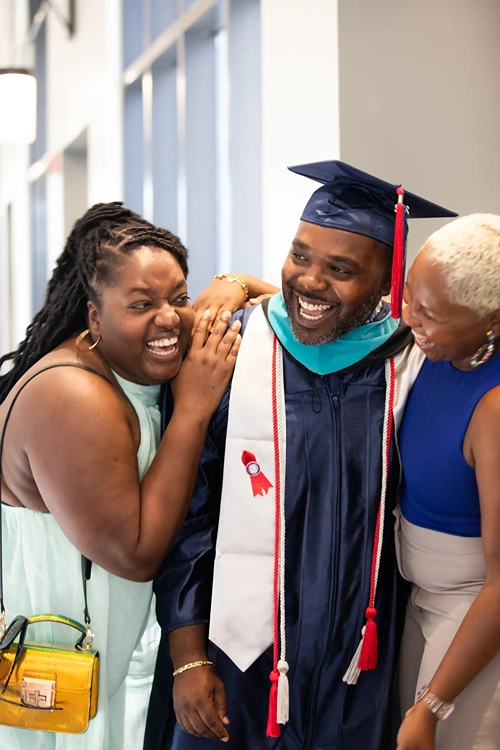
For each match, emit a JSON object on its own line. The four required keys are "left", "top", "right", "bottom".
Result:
{"left": 0, "top": 202, "right": 273, "bottom": 750}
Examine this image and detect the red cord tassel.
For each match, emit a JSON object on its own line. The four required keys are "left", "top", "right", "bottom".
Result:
{"left": 358, "top": 606, "right": 378, "bottom": 670}
{"left": 266, "top": 669, "right": 280, "bottom": 737}
{"left": 390, "top": 186, "right": 406, "bottom": 319}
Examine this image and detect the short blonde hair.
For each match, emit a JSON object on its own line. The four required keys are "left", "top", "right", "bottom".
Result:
{"left": 420, "top": 214, "right": 500, "bottom": 318}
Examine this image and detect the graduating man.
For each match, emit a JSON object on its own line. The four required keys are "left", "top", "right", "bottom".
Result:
{"left": 150, "top": 161, "right": 456, "bottom": 750}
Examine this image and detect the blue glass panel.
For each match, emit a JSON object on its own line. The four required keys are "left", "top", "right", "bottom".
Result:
{"left": 185, "top": 22, "right": 217, "bottom": 296}
{"left": 30, "top": 176, "right": 47, "bottom": 315}
{"left": 31, "top": 20, "right": 46, "bottom": 164}
{"left": 124, "top": 80, "right": 144, "bottom": 216}
{"left": 152, "top": 54, "right": 178, "bottom": 232}
{"left": 123, "top": 0, "right": 144, "bottom": 68}
{"left": 151, "top": 0, "right": 178, "bottom": 41}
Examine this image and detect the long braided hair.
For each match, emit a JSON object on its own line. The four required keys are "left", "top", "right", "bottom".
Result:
{"left": 0, "top": 202, "right": 189, "bottom": 403}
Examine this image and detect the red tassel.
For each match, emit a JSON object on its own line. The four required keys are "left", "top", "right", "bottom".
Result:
{"left": 266, "top": 669, "right": 280, "bottom": 737}
{"left": 390, "top": 186, "right": 405, "bottom": 319}
{"left": 358, "top": 606, "right": 378, "bottom": 670}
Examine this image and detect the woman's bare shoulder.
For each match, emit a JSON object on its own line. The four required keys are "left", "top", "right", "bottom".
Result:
{"left": 0, "top": 344, "right": 135, "bottom": 446}
{"left": 4, "top": 340, "right": 116, "bottom": 402}
{"left": 0, "top": 343, "right": 141, "bottom": 513}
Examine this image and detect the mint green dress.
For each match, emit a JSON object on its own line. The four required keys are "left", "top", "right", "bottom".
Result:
{"left": 0, "top": 374, "right": 162, "bottom": 749}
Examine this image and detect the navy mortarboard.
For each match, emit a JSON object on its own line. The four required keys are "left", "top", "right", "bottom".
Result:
{"left": 288, "top": 160, "right": 458, "bottom": 318}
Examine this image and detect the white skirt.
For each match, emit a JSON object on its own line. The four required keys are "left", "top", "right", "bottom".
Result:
{"left": 395, "top": 506, "right": 500, "bottom": 750}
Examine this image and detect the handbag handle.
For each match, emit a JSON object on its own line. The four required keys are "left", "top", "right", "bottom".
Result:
{"left": 0, "top": 612, "right": 96, "bottom": 694}
{"left": 28, "top": 614, "right": 95, "bottom": 651}
{"left": 0, "top": 363, "right": 113, "bottom": 640}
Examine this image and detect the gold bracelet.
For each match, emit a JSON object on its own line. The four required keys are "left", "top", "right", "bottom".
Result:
{"left": 213, "top": 273, "right": 249, "bottom": 301}
{"left": 173, "top": 660, "right": 214, "bottom": 677}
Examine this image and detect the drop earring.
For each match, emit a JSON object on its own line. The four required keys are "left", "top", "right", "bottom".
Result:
{"left": 469, "top": 330, "right": 495, "bottom": 368}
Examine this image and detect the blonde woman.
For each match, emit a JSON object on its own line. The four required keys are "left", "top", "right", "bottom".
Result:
{"left": 396, "top": 214, "right": 500, "bottom": 750}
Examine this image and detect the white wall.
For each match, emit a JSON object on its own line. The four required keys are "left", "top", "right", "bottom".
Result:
{"left": 63, "top": 141, "right": 88, "bottom": 238}
{"left": 338, "top": 0, "right": 500, "bottom": 262}
{"left": 44, "top": 0, "right": 123, "bottom": 269}
{"left": 0, "top": 0, "right": 124, "bottom": 356}
{"left": 0, "top": 0, "right": 32, "bottom": 355}
{"left": 46, "top": 0, "right": 123, "bottom": 203}
{"left": 260, "top": 0, "right": 340, "bottom": 284}
{"left": 0, "top": 145, "right": 31, "bottom": 355}
{"left": 0, "top": 0, "right": 13, "bottom": 68}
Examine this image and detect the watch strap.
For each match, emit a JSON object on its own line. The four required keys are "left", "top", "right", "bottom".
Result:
{"left": 416, "top": 685, "right": 455, "bottom": 721}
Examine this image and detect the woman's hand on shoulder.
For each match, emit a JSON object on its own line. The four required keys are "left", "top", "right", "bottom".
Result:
{"left": 171, "top": 310, "right": 241, "bottom": 420}
{"left": 192, "top": 275, "right": 279, "bottom": 330}
{"left": 192, "top": 278, "right": 247, "bottom": 330}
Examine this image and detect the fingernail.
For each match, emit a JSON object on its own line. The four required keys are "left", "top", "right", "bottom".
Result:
{"left": 231, "top": 320, "right": 242, "bottom": 330}
{"left": 221, "top": 310, "right": 231, "bottom": 321}
{"left": 202, "top": 309, "right": 211, "bottom": 319}
{"left": 249, "top": 298, "right": 257, "bottom": 303}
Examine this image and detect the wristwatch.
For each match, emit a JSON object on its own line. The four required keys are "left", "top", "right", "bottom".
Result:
{"left": 416, "top": 685, "right": 455, "bottom": 720}
{"left": 213, "top": 273, "right": 249, "bottom": 301}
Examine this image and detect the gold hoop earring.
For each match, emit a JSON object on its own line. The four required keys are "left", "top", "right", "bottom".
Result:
{"left": 75, "top": 329, "right": 101, "bottom": 351}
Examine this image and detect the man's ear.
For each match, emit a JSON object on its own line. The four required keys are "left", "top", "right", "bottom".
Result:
{"left": 375, "top": 240, "right": 393, "bottom": 298}
{"left": 88, "top": 300, "right": 100, "bottom": 336}
{"left": 380, "top": 265, "right": 392, "bottom": 298}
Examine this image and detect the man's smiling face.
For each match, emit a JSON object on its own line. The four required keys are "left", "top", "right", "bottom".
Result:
{"left": 281, "top": 222, "right": 392, "bottom": 346}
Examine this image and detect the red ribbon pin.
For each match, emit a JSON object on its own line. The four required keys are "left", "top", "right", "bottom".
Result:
{"left": 241, "top": 451, "right": 273, "bottom": 496}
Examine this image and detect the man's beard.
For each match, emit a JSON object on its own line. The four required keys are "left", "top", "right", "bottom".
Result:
{"left": 283, "top": 286, "right": 383, "bottom": 346}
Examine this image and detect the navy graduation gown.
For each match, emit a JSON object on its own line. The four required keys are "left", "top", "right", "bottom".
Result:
{"left": 147, "top": 310, "right": 411, "bottom": 750}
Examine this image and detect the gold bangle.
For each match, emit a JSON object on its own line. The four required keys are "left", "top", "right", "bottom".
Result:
{"left": 173, "top": 660, "right": 214, "bottom": 677}
{"left": 213, "top": 273, "right": 249, "bottom": 302}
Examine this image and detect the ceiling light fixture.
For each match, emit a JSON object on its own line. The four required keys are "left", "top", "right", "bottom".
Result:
{"left": 0, "top": 68, "right": 37, "bottom": 145}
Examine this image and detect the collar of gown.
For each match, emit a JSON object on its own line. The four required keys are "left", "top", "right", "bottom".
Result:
{"left": 266, "top": 292, "right": 398, "bottom": 375}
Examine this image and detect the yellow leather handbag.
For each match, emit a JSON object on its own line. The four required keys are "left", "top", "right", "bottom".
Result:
{"left": 0, "top": 613, "right": 99, "bottom": 733}
{"left": 0, "top": 364, "right": 102, "bottom": 733}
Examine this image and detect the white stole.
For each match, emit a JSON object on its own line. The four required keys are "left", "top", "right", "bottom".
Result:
{"left": 209, "top": 306, "right": 283, "bottom": 671}
{"left": 209, "top": 305, "right": 423, "bottom": 672}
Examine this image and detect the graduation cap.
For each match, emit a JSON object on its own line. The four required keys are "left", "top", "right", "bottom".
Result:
{"left": 288, "top": 160, "right": 457, "bottom": 318}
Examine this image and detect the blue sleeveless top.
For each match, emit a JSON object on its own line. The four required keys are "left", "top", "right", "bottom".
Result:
{"left": 400, "top": 354, "right": 500, "bottom": 537}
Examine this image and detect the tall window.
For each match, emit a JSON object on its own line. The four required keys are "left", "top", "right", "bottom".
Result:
{"left": 30, "top": 176, "right": 47, "bottom": 315}
{"left": 30, "top": 17, "right": 48, "bottom": 315}
{"left": 123, "top": 0, "right": 262, "bottom": 297}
